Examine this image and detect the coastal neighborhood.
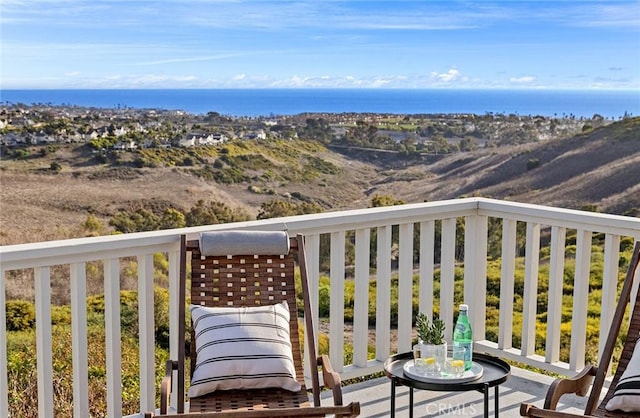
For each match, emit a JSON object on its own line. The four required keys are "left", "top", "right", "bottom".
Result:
{"left": 0, "top": 103, "right": 615, "bottom": 155}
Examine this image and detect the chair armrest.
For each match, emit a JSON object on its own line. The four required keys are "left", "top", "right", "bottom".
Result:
{"left": 160, "top": 360, "right": 178, "bottom": 415}
{"left": 543, "top": 365, "right": 597, "bottom": 410}
{"left": 520, "top": 403, "right": 594, "bottom": 417}
{"left": 318, "top": 354, "right": 344, "bottom": 406}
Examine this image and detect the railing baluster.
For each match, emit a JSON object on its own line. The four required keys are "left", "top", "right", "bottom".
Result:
{"left": 138, "top": 254, "right": 155, "bottom": 413}
{"left": 0, "top": 268, "right": 8, "bottom": 418}
{"left": 168, "top": 249, "right": 180, "bottom": 410}
{"left": 353, "top": 228, "right": 370, "bottom": 367}
{"left": 329, "top": 231, "right": 345, "bottom": 372}
{"left": 104, "top": 259, "right": 122, "bottom": 418}
{"left": 464, "top": 215, "right": 488, "bottom": 340}
{"left": 600, "top": 234, "right": 620, "bottom": 371}
{"left": 303, "top": 234, "right": 321, "bottom": 380}
{"left": 440, "top": 218, "right": 457, "bottom": 341}
{"left": 521, "top": 222, "right": 541, "bottom": 357}
{"left": 570, "top": 230, "right": 593, "bottom": 371}
{"left": 35, "top": 267, "right": 54, "bottom": 418}
{"left": 419, "top": 221, "right": 435, "bottom": 321}
{"left": 499, "top": 219, "right": 517, "bottom": 350}
{"left": 70, "top": 262, "right": 89, "bottom": 417}
{"left": 546, "top": 226, "right": 566, "bottom": 364}
{"left": 376, "top": 226, "right": 392, "bottom": 359}
{"left": 398, "top": 223, "right": 414, "bottom": 353}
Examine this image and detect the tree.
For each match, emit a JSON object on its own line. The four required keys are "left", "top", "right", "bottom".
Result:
{"left": 459, "top": 136, "right": 478, "bottom": 152}
{"left": 159, "top": 208, "right": 186, "bottom": 229}
{"left": 257, "top": 199, "right": 322, "bottom": 219}
{"left": 185, "top": 200, "right": 250, "bottom": 226}
{"left": 50, "top": 161, "right": 62, "bottom": 173}
{"left": 370, "top": 194, "right": 406, "bottom": 208}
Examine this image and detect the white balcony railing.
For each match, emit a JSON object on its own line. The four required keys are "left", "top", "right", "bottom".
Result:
{"left": 1, "top": 197, "right": 639, "bottom": 417}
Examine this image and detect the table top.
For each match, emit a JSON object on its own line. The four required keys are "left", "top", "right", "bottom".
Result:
{"left": 383, "top": 352, "right": 511, "bottom": 391}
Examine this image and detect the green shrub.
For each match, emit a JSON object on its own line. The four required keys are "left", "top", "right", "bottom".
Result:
{"left": 527, "top": 158, "right": 540, "bottom": 170}
{"left": 6, "top": 300, "right": 35, "bottom": 331}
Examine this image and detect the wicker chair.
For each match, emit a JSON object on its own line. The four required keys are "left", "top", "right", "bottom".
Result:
{"left": 153, "top": 231, "right": 359, "bottom": 417}
{"left": 521, "top": 241, "right": 640, "bottom": 417}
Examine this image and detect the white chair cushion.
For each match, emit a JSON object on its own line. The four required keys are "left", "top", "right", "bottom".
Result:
{"left": 187, "top": 301, "right": 301, "bottom": 398}
{"left": 606, "top": 337, "right": 640, "bottom": 411}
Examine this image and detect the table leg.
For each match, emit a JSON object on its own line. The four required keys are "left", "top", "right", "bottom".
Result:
{"left": 484, "top": 383, "right": 489, "bottom": 418}
{"left": 409, "top": 387, "right": 414, "bottom": 418}
{"left": 390, "top": 379, "right": 396, "bottom": 418}
{"left": 494, "top": 385, "right": 499, "bottom": 418}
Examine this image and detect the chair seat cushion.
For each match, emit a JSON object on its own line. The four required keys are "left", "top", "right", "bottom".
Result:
{"left": 188, "top": 301, "right": 301, "bottom": 398}
{"left": 606, "top": 337, "right": 640, "bottom": 412}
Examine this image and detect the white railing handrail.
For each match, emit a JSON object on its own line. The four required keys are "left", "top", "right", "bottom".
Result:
{"left": 1, "top": 197, "right": 639, "bottom": 417}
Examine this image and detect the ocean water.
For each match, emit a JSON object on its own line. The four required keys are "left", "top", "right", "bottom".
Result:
{"left": 1, "top": 88, "right": 638, "bottom": 118}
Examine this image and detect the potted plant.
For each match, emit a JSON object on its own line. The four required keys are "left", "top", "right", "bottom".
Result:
{"left": 414, "top": 313, "right": 447, "bottom": 375}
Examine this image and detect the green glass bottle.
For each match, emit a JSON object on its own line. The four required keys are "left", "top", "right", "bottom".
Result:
{"left": 453, "top": 304, "right": 473, "bottom": 371}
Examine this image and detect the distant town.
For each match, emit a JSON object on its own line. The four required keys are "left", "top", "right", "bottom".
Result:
{"left": 0, "top": 103, "right": 618, "bottom": 155}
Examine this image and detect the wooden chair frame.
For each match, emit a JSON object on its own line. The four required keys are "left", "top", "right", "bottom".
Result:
{"left": 521, "top": 241, "right": 640, "bottom": 417}
{"left": 155, "top": 232, "right": 359, "bottom": 417}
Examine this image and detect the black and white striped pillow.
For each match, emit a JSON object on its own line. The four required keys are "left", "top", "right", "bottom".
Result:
{"left": 606, "top": 338, "right": 640, "bottom": 412}
{"left": 187, "top": 301, "right": 301, "bottom": 398}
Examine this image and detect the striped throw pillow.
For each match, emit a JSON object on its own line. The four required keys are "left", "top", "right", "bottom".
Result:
{"left": 187, "top": 301, "right": 301, "bottom": 398}
{"left": 606, "top": 338, "right": 640, "bottom": 412}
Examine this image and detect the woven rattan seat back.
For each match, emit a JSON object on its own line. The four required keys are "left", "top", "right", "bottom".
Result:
{"left": 187, "top": 241, "right": 306, "bottom": 389}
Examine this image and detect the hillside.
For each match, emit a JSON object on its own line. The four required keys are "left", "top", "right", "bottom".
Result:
{"left": 1, "top": 117, "right": 638, "bottom": 245}
{"left": 367, "top": 117, "right": 640, "bottom": 214}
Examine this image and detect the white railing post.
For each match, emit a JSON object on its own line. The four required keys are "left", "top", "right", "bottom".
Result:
{"left": 498, "top": 219, "right": 517, "bottom": 350}
{"left": 600, "top": 234, "right": 620, "bottom": 370}
{"left": 138, "top": 254, "right": 155, "bottom": 413}
{"left": 35, "top": 267, "right": 54, "bottom": 418}
{"left": 353, "top": 228, "right": 370, "bottom": 367}
{"left": 104, "top": 259, "right": 122, "bottom": 418}
{"left": 418, "top": 221, "right": 435, "bottom": 320}
{"left": 303, "top": 233, "right": 321, "bottom": 380}
{"left": 397, "top": 223, "right": 414, "bottom": 353}
{"left": 70, "top": 262, "right": 89, "bottom": 417}
{"left": 376, "top": 226, "right": 392, "bottom": 359}
{"left": 329, "top": 231, "right": 345, "bottom": 372}
{"left": 464, "top": 215, "right": 488, "bottom": 340}
{"left": 570, "top": 230, "right": 593, "bottom": 371}
{"left": 0, "top": 269, "right": 8, "bottom": 418}
{"left": 521, "top": 223, "right": 540, "bottom": 357}
{"left": 545, "top": 227, "right": 566, "bottom": 364}
{"left": 440, "top": 218, "right": 457, "bottom": 341}
{"left": 168, "top": 249, "right": 180, "bottom": 409}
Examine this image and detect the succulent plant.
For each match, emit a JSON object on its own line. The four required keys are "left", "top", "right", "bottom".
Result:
{"left": 416, "top": 313, "right": 446, "bottom": 345}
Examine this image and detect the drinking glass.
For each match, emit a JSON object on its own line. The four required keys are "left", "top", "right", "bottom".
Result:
{"left": 444, "top": 346, "right": 466, "bottom": 378}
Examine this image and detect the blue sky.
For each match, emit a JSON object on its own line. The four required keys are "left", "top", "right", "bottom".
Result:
{"left": 1, "top": 1, "right": 639, "bottom": 90}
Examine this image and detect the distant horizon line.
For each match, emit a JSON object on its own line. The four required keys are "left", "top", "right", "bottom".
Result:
{"left": 3, "top": 87, "right": 640, "bottom": 92}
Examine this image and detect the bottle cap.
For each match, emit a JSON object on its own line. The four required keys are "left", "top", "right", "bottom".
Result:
{"left": 460, "top": 304, "right": 468, "bottom": 311}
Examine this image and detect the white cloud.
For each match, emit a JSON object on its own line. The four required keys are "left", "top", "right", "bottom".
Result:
{"left": 509, "top": 76, "right": 536, "bottom": 84}
{"left": 232, "top": 74, "right": 246, "bottom": 80}
{"left": 430, "top": 68, "right": 462, "bottom": 83}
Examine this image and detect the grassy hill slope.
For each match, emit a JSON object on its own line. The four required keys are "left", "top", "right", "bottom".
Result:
{"left": 371, "top": 117, "right": 640, "bottom": 214}
{"left": 1, "top": 117, "right": 638, "bottom": 245}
